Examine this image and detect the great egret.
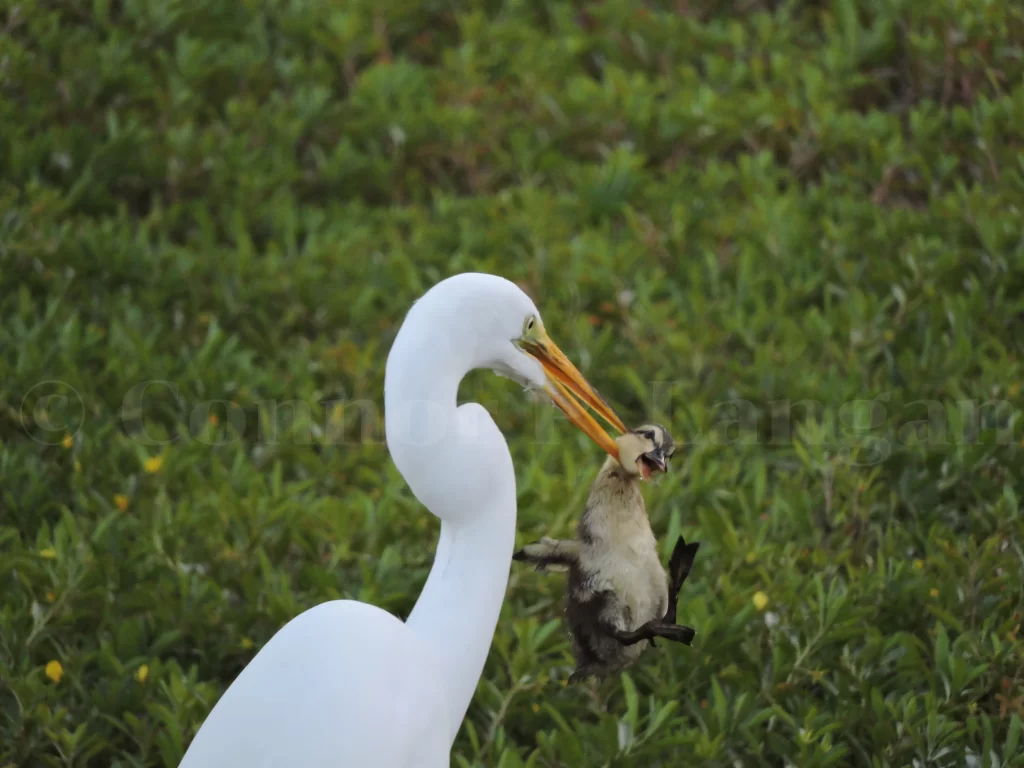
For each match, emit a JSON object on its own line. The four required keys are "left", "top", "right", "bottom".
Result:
{"left": 179, "top": 273, "right": 628, "bottom": 767}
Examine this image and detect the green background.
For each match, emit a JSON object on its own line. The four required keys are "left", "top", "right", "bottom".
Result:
{"left": 2, "top": 0, "right": 1023, "bottom": 765}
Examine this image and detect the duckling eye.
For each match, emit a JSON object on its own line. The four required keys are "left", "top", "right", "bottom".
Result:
{"left": 642, "top": 430, "right": 656, "bottom": 442}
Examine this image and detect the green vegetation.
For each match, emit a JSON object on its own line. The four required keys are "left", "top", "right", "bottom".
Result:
{"left": 3, "top": 0, "right": 1024, "bottom": 765}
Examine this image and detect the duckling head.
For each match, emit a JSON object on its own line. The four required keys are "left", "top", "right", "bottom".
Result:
{"left": 614, "top": 423, "right": 675, "bottom": 481}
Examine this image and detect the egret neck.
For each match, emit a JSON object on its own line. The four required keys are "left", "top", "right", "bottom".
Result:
{"left": 384, "top": 306, "right": 518, "bottom": 747}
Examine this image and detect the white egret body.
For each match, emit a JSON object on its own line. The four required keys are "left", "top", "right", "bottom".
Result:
{"left": 179, "top": 273, "right": 626, "bottom": 768}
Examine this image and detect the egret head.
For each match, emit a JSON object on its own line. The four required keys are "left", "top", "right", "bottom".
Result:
{"left": 468, "top": 278, "right": 628, "bottom": 460}
{"left": 394, "top": 273, "right": 627, "bottom": 461}
{"left": 613, "top": 423, "right": 675, "bottom": 481}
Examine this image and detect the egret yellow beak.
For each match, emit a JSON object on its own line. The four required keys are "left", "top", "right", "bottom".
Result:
{"left": 518, "top": 325, "right": 628, "bottom": 461}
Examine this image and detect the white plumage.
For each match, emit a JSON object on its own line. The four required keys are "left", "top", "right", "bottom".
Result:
{"left": 179, "top": 273, "right": 625, "bottom": 768}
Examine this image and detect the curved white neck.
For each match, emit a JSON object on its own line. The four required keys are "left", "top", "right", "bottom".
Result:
{"left": 383, "top": 318, "right": 517, "bottom": 747}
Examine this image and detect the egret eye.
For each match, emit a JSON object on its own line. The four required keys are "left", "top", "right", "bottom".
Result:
{"left": 523, "top": 315, "right": 537, "bottom": 335}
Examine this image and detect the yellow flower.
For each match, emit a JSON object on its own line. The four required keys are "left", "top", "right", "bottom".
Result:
{"left": 39, "top": 548, "right": 57, "bottom": 559}
{"left": 930, "top": 588, "right": 939, "bottom": 598}
{"left": 208, "top": 413, "right": 219, "bottom": 426}
{"left": 914, "top": 559, "right": 924, "bottom": 569}
{"left": 532, "top": 703, "right": 540, "bottom": 713}
{"left": 62, "top": 434, "right": 73, "bottom": 449}
{"left": 143, "top": 455, "right": 163, "bottom": 474}
{"left": 114, "top": 494, "right": 129, "bottom": 511}
{"left": 136, "top": 664, "right": 149, "bottom": 683}
{"left": 240, "top": 637, "right": 254, "bottom": 650}
{"left": 45, "top": 660, "right": 63, "bottom": 683}
{"left": 752, "top": 591, "right": 769, "bottom": 611}
{"left": 46, "top": 591, "right": 56, "bottom": 602}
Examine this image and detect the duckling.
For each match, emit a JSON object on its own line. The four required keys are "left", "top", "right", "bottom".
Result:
{"left": 514, "top": 424, "right": 700, "bottom": 682}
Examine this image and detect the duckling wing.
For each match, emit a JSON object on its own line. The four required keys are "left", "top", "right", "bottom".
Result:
{"left": 512, "top": 537, "right": 579, "bottom": 572}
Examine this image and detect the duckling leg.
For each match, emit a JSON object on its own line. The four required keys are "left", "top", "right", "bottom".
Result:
{"left": 612, "top": 621, "right": 696, "bottom": 647}
{"left": 613, "top": 536, "right": 701, "bottom": 646}
{"left": 512, "top": 537, "right": 580, "bottom": 572}
{"left": 663, "top": 536, "right": 700, "bottom": 624}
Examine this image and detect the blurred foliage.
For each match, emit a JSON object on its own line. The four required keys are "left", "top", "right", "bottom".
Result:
{"left": 2, "top": 0, "right": 1024, "bottom": 766}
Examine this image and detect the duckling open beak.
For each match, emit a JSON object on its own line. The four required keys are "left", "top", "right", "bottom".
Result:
{"left": 638, "top": 449, "right": 667, "bottom": 480}
{"left": 645, "top": 448, "right": 668, "bottom": 473}
{"left": 518, "top": 326, "right": 627, "bottom": 461}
